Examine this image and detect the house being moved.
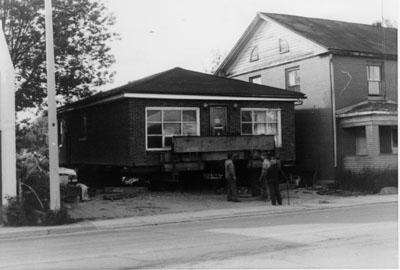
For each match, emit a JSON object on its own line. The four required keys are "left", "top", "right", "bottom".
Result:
{"left": 58, "top": 67, "right": 305, "bottom": 186}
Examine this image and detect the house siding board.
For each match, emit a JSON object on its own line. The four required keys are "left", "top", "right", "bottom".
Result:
{"left": 220, "top": 14, "right": 397, "bottom": 183}
{"left": 128, "top": 98, "right": 296, "bottom": 167}
{"left": 384, "top": 60, "right": 398, "bottom": 102}
{"left": 366, "top": 125, "right": 380, "bottom": 156}
{"left": 227, "top": 20, "right": 326, "bottom": 76}
{"left": 232, "top": 56, "right": 332, "bottom": 108}
{"left": 59, "top": 100, "right": 130, "bottom": 166}
{"left": 333, "top": 56, "right": 398, "bottom": 109}
{"left": 232, "top": 56, "right": 335, "bottom": 180}
{"left": 343, "top": 154, "right": 397, "bottom": 172}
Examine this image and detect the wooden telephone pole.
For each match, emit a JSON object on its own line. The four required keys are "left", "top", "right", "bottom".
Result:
{"left": 45, "top": 0, "right": 60, "bottom": 211}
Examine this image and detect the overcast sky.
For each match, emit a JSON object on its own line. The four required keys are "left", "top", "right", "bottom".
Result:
{"left": 102, "top": 0, "right": 398, "bottom": 90}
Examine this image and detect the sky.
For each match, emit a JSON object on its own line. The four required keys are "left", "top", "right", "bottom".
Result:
{"left": 102, "top": 0, "right": 398, "bottom": 90}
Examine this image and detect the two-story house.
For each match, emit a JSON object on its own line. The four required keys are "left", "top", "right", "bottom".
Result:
{"left": 215, "top": 13, "right": 397, "bottom": 183}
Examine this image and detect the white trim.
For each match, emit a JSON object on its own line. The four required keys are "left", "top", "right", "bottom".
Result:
{"left": 336, "top": 100, "right": 397, "bottom": 115}
{"left": 58, "top": 93, "right": 301, "bottom": 113}
{"left": 337, "top": 110, "right": 397, "bottom": 118}
{"left": 145, "top": 107, "right": 200, "bottom": 151}
{"left": 240, "top": 108, "right": 282, "bottom": 147}
{"left": 124, "top": 93, "right": 300, "bottom": 102}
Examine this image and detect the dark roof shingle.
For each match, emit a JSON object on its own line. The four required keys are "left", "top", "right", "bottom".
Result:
{"left": 262, "top": 13, "right": 397, "bottom": 56}
{"left": 59, "top": 67, "right": 305, "bottom": 110}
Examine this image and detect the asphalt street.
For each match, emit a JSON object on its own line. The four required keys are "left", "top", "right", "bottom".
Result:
{"left": 0, "top": 202, "right": 397, "bottom": 269}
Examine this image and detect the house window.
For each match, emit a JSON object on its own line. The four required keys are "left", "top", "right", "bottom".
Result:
{"left": 354, "top": 126, "right": 367, "bottom": 155}
{"left": 380, "top": 126, "right": 397, "bottom": 153}
{"left": 241, "top": 108, "right": 281, "bottom": 147}
{"left": 79, "top": 114, "right": 87, "bottom": 140}
{"left": 58, "top": 119, "right": 66, "bottom": 146}
{"left": 250, "top": 46, "right": 259, "bottom": 62}
{"left": 146, "top": 107, "right": 200, "bottom": 150}
{"left": 286, "top": 66, "right": 300, "bottom": 91}
{"left": 249, "top": 75, "right": 262, "bottom": 84}
{"left": 279, "top": 39, "right": 289, "bottom": 53}
{"left": 367, "top": 65, "right": 382, "bottom": 95}
{"left": 392, "top": 127, "right": 398, "bottom": 153}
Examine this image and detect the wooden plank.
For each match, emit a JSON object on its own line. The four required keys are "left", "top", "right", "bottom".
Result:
{"left": 173, "top": 135, "right": 274, "bottom": 153}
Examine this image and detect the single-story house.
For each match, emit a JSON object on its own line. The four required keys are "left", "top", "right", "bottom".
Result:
{"left": 58, "top": 67, "right": 305, "bottom": 186}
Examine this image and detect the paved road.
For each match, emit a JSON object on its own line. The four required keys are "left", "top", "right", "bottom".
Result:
{"left": 0, "top": 203, "right": 397, "bottom": 269}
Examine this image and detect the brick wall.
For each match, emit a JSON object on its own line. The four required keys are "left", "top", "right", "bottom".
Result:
{"left": 60, "top": 98, "right": 297, "bottom": 169}
{"left": 59, "top": 99, "right": 130, "bottom": 166}
{"left": 128, "top": 98, "right": 296, "bottom": 167}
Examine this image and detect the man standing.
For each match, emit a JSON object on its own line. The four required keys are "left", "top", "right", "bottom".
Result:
{"left": 266, "top": 155, "right": 283, "bottom": 206}
{"left": 225, "top": 153, "right": 240, "bottom": 202}
{"left": 259, "top": 152, "right": 271, "bottom": 202}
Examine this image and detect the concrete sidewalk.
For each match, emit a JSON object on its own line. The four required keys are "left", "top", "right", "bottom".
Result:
{"left": 0, "top": 193, "right": 397, "bottom": 240}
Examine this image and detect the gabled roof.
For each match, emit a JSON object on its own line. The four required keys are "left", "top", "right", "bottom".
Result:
{"left": 262, "top": 13, "right": 397, "bottom": 56}
{"left": 216, "top": 13, "right": 397, "bottom": 75}
{"left": 59, "top": 67, "right": 305, "bottom": 111}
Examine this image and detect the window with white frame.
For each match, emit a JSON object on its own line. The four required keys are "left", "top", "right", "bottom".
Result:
{"left": 286, "top": 66, "right": 300, "bottom": 92}
{"left": 58, "top": 119, "right": 66, "bottom": 146}
{"left": 146, "top": 107, "right": 200, "bottom": 150}
{"left": 354, "top": 126, "right": 367, "bottom": 155}
{"left": 279, "top": 38, "right": 289, "bottom": 53}
{"left": 367, "top": 64, "right": 382, "bottom": 95}
{"left": 250, "top": 46, "right": 259, "bottom": 62}
{"left": 391, "top": 127, "right": 398, "bottom": 153}
{"left": 379, "top": 126, "right": 397, "bottom": 154}
{"left": 241, "top": 109, "right": 281, "bottom": 147}
{"left": 249, "top": 75, "right": 262, "bottom": 84}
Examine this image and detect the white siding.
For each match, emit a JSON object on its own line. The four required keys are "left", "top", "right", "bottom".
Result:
{"left": 233, "top": 56, "right": 332, "bottom": 109}
{"left": 0, "top": 23, "right": 17, "bottom": 203}
{"left": 343, "top": 155, "right": 397, "bottom": 172}
{"left": 226, "top": 20, "right": 327, "bottom": 76}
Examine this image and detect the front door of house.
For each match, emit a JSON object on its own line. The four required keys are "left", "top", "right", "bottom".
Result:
{"left": 210, "top": 105, "right": 227, "bottom": 136}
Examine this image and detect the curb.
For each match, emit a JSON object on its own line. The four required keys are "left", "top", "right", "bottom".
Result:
{"left": 0, "top": 197, "right": 396, "bottom": 240}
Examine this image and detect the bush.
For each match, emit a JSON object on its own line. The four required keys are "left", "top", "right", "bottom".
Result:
{"left": 2, "top": 150, "right": 74, "bottom": 226}
{"left": 3, "top": 194, "right": 74, "bottom": 226}
{"left": 336, "top": 168, "right": 398, "bottom": 194}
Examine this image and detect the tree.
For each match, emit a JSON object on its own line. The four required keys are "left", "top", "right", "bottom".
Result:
{"left": 0, "top": 0, "right": 118, "bottom": 112}
{"left": 205, "top": 49, "right": 227, "bottom": 75}
{"left": 372, "top": 19, "right": 398, "bottom": 28}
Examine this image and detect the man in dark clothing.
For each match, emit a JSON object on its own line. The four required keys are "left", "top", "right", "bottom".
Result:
{"left": 266, "top": 156, "right": 282, "bottom": 205}
{"left": 225, "top": 153, "right": 240, "bottom": 202}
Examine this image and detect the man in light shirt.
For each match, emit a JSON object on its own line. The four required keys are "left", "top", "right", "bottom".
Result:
{"left": 259, "top": 152, "right": 271, "bottom": 202}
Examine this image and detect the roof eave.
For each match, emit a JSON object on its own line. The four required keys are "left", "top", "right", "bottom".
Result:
{"left": 214, "top": 14, "right": 263, "bottom": 76}
{"left": 58, "top": 92, "right": 305, "bottom": 113}
{"left": 328, "top": 49, "right": 397, "bottom": 59}
{"left": 337, "top": 111, "right": 398, "bottom": 118}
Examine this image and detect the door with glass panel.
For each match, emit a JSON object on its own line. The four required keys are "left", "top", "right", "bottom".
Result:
{"left": 210, "top": 106, "right": 227, "bottom": 136}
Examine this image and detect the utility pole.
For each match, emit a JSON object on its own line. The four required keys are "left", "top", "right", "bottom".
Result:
{"left": 45, "top": 0, "right": 60, "bottom": 211}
